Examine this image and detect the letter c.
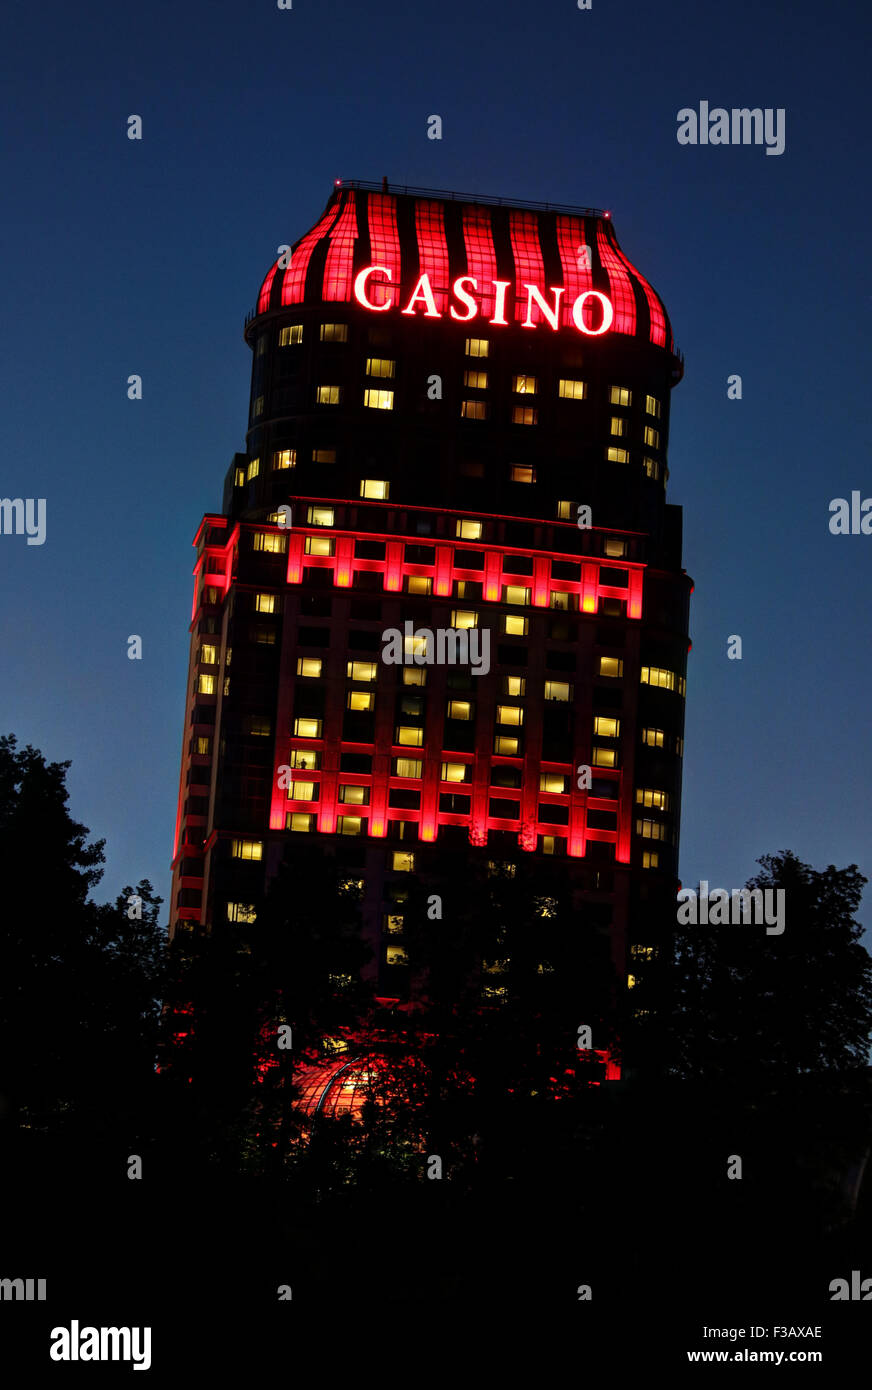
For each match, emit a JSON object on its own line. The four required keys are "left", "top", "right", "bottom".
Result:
{"left": 353, "top": 265, "right": 394, "bottom": 311}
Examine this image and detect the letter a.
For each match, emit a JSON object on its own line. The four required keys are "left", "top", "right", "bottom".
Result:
{"left": 50, "top": 1328, "right": 71, "bottom": 1362}
{"left": 576, "top": 764, "right": 592, "bottom": 790}
{"left": 277, "top": 1285, "right": 293, "bottom": 1299}
{"left": 277, "top": 244, "right": 292, "bottom": 269}
{"left": 829, "top": 1278, "right": 849, "bottom": 1300}
{"left": 727, "top": 634, "right": 742, "bottom": 660}
{"left": 127, "top": 894, "right": 142, "bottom": 920}
{"left": 427, "top": 374, "right": 442, "bottom": 400}
{"left": 727, "top": 1154, "right": 743, "bottom": 1180}
{"left": 577, "top": 1284, "right": 592, "bottom": 1300}
{"left": 277, "top": 764, "right": 292, "bottom": 789}
{"left": 727, "top": 373, "right": 742, "bottom": 399}
{"left": 576, "top": 504, "right": 592, "bottom": 529}
{"left": 427, "top": 894, "right": 442, "bottom": 921}
{"left": 127, "top": 115, "right": 143, "bottom": 140}
{"left": 127, "top": 375, "right": 142, "bottom": 400}
{"left": 127, "top": 634, "right": 142, "bottom": 660}
{"left": 828, "top": 498, "right": 850, "bottom": 535}
{"left": 577, "top": 1024, "right": 592, "bottom": 1049}
{"left": 277, "top": 1024, "right": 293, "bottom": 1050}
{"left": 426, "top": 114, "right": 443, "bottom": 140}
{"left": 427, "top": 1154, "right": 443, "bottom": 1180}
{"left": 127, "top": 1154, "right": 143, "bottom": 1180}
{"left": 676, "top": 108, "right": 698, "bottom": 145}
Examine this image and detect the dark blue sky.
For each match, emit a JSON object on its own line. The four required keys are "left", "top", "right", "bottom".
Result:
{"left": 1, "top": 0, "right": 869, "bottom": 927}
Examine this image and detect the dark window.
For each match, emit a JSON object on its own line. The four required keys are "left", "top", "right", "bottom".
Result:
{"left": 497, "top": 644, "right": 528, "bottom": 665}
{"left": 340, "top": 752, "right": 372, "bottom": 773}
{"left": 350, "top": 598, "right": 382, "bottom": 620}
{"left": 355, "top": 540, "right": 386, "bottom": 560}
{"left": 489, "top": 798, "right": 520, "bottom": 819}
{"left": 297, "top": 627, "right": 330, "bottom": 647}
{"left": 439, "top": 792, "right": 471, "bottom": 814}
{"left": 347, "top": 630, "right": 381, "bottom": 652}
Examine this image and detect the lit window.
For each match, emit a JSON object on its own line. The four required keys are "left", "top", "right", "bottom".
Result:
{"left": 542, "top": 836, "right": 557, "bottom": 855}
{"left": 253, "top": 532, "right": 287, "bottom": 553}
{"left": 339, "top": 785, "right": 367, "bottom": 805}
{"left": 465, "top": 338, "right": 489, "bottom": 357}
{"left": 312, "top": 449, "right": 336, "bottom": 463}
{"left": 366, "top": 357, "right": 395, "bottom": 378}
{"left": 497, "top": 705, "right": 524, "bottom": 726}
{"left": 288, "top": 750, "right": 320, "bottom": 770}
{"left": 558, "top": 379, "right": 586, "bottom": 400}
{"left": 346, "top": 660, "right": 377, "bottom": 681}
{"left": 636, "top": 818, "right": 668, "bottom": 840}
{"left": 644, "top": 426, "right": 660, "bottom": 449}
{"left": 598, "top": 656, "right": 624, "bottom": 678}
{"left": 288, "top": 812, "right": 316, "bottom": 832}
{"left": 512, "top": 375, "right": 538, "bottom": 394}
{"left": 604, "top": 537, "right": 627, "bottom": 558}
{"left": 641, "top": 728, "right": 665, "bottom": 748}
{"left": 227, "top": 902, "right": 257, "bottom": 923}
{"left": 297, "top": 658, "right": 322, "bottom": 677}
{"left": 254, "top": 627, "right": 275, "bottom": 645}
{"left": 197, "top": 673, "right": 215, "bottom": 695}
{"left": 607, "top": 447, "right": 630, "bottom": 463}
{"left": 441, "top": 762, "right": 469, "bottom": 782}
{"left": 402, "top": 667, "right": 427, "bottom": 685}
{"left": 641, "top": 666, "right": 677, "bottom": 691}
{"left": 544, "top": 681, "right": 571, "bottom": 702}
{"left": 643, "top": 456, "right": 661, "bottom": 480}
{"left": 504, "top": 676, "right": 526, "bottom": 696}
{"left": 610, "top": 386, "right": 631, "bottom": 406}
{"left": 549, "top": 591, "right": 570, "bottom": 610}
{"left": 294, "top": 717, "right": 322, "bottom": 738}
{"left": 646, "top": 394, "right": 661, "bottom": 418}
{"left": 223, "top": 677, "right": 230, "bottom": 695}
{"left": 320, "top": 323, "right": 348, "bottom": 341}
{"left": 253, "top": 396, "right": 264, "bottom": 417}
{"left": 360, "top": 479, "right": 389, "bottom": 499}
{"left": 231, "top": 839, "right": 262, "bottom": 861}
{"left": 503, "top": 615, "right": 529, "bottom": 636}
{"left": 234, "top": 467, "right": 245, "bottom": 487}
{"left": 456, "top": 518, "right": 483, "bottom": 540}
{"left": 612, "top": 417, "right": 629, "bottom": 438}
{"left": 594, "top": 715, "right": 620, "bottom": 738}
{"left": 494, "top": 735, "right": 519, "bottom": 755}
{"left": 316, "top": 385, "right": 341, "bottom": 404}
{"left": 384, "top": 915, "right": 404, "bottom": 934}
{"left": 386, "top": 945, "right": 408, "bottom": 966}
{"left": 195, "top": 736, "right": 211, "bottom": 755}
{"left": 464, "top": 370, "right": 488, "bottom": 389}
{"left": 450, "top": 609, "right": 478, "bottom": 630}
{"left": 592, "top": 745, "right": 617, "bottom": 767}
{"left": 392, "top": 851, "right": 415, "bottom": 872}
{"left": 631, "top": 945, "right": 656, "bottom": 960}
{"left": 347, "top": 690, "right": 375, "bottom": 713}
{"left": 246, "top": 457, "right": 260, "bottom": 482}
{"left": 504, "top": 585, "right": 531, "bottom": 605}
{"left": 461, "top": 400, "right": 488, "bottom": 420}
{"left": 510, "top": 465, "right": 536, "bottom": 483}
{"left": 307, "top": 505, "right": 334, "bottom": 526}
{"left": 557, "top": 500, "right": 572, "bottom": 519}
{"left": 407, "top": 576, "right": 432, "bottom": 595}
{"left": 364, "top": 388, "right": 394, "bottom": 410}
{"left": 255, "top": 593, "right": 275, "bottom": 613}
{"left": 642, "top": 851, "right": 660, "bottom": 869}
{"left": 304, "top": 536, "right": 334, "bottom": 556}
{"left": 279, "top": 325, "right": 303, "bottom": 345}
{"left": 245, "top": 716, "right": 271, "bottom": 737}
{"left": 337, "top": 816, "right": 363, "bottom": 836}
{"left": 288, "top": 782, "right": 316, "bottom": 801}
{"left": 396, "top": 726, "right": 424, "bottom": 746}
{"left": 539, "top": 773, "right": 567, "bottom": 792}
{"left": 403, "top": 633, "right": 429, "bottom": 660}
{"left": 200, "top": 644, "right": 217, "bottom": 665}
{"left": 446, "top": 700, "right": 472, "bottom": 721}
{"left": 393, "top": 758, "right": 422, "bottom": 778}
{"left": 627, "top": 974, "right": 637, "bottom": 989}
{"left": 512, "top": 406, "right": 538, "bottom": 425}
{"left": 637, "top": 788, "right": 670, "bottom": 811}
{"left": 273, "top": 449, "right": 296, "bottom": 470}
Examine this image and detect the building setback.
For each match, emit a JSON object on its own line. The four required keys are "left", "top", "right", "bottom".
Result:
{"left": 169, "top": 180, "right": 691, "bottom": 1076}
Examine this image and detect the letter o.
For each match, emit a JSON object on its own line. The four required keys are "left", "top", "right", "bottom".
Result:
{"left": 353, "top": 265, "right": 394, "bottom": 312}
{"left": 571, "top": 290, "right": 614, "bottom": 336}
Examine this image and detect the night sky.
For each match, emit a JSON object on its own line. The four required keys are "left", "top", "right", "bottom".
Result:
{"left": 2, "top": 0, "right": 869, "bottom": 928}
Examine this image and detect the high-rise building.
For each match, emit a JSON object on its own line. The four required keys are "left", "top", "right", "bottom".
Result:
{"left": 170, "top": 180, "right": 691, "bottom": 1074}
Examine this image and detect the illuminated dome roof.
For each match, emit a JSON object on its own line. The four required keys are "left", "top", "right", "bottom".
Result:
{"left": 295, "top": 1056, "right": 382, "bottom": 1121}
{"left": 251, "top": 180, "right": 676, "bottom": 354}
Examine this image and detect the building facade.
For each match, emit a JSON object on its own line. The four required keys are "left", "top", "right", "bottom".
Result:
{"left": 169, "top": 180, "right": 691, "bottom": 1071}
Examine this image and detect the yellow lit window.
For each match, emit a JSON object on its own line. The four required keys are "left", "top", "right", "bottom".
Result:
{"left": 339, "top": 785, "right": 367, "bottom": 804}
{"left": 200, "top": 644, "right": 217, "bottom": 665}
{"left": 636, "top": 818, "right": 668, "bottom": 840}
{"left": 610, "top": 417, "right": 627, "bottom": 436}
{"left": 544, "top": 681, "right": 571, "bottom": 702}
{"left": 337, "top": 816, "right": 362, "bottom": 836}
{"left": 392, "top": 851, "right": 415, "bottom": 872}
{"left": 441, "top": 762, "right": 468, "bottom": 782}
{"left": 307, "top": 505, "right": 334, "bottom": 526}
{"left": 607, "top": 447, "right": 630, "bottom": 463}
{"left": 604, "top": 537, "right": 627, "bottom": 558}
{"left": 253, "top": 396, "right": 264, "bottom": 417}
{"left": 558, "top": 379, "right": 586, "bottom": 400}
{"left": 643, "top": 456, "right": 661, "bottom": 480}
{"left": 450, "top": 609, "right": 478, "bottom": 630}
{"left": 273, "top": 449, "right": 296, "bottom": 470}
{"left": 279, "top": 325, "right": 303, "bottom": 345}
{"left": 297, "top": 658, "right": 322, "bottom": 678}
{"left": 541, "top": 836, "right": 557, "bottom": 855}
{"left": 294, "top": 717, "right": 322, "bottom": 738}
{"left": 512, "top": 374, "right": 538, "bottom": 394}
{"left": 497, "top": 705, "right": 523, "bottom": 726}
{"left": 446, "top": 700, "right": 472, "bottom": 721}
{"left": 510, "top": 465, "right": 535, "bottom": 483}
{"left": 637, "top": 788, "right": 670, "bottom": 811}
{"left": 364, "top": 387, "right": 394, "bottom": 410}
{"left": 316, "top": 385, "right": 341, "bottom": 404}
{"left": 304, "top": 536, "right": 334, "bottom": 556}
{"left": 289, "top": 781, "right": 316, "bottom": 801}
{"left": 407, "top": 575, "right": 431, "bottom": 595}
{"left": 494, "top": 735, "right": 519, "bottom": 755}
{"left": 403, "top": 633, "right": 429, "bottom": 660}
{"left": 592, "top": 745, "right": 617, "bottom": 767}
{"left": 646, "top": 394, "right": 661, "bottom": 418}
{"left": 366, "top": 357, "right": 395, "bottom": 378}
{"left": 598, "top": 656, "right": 624, "bottom": 678}
{"left": 232, "top": 838, "right": 262, "bottom": 861}
{"left": 640, "top": 666, "right": 676, "bottom": 691}
{"left": 288, "top": 812, "right": 316, "bottom": 832}
{"left": 610, "top": 386, "right": 631, "bottom": 406}
{"left": 197, "top": 673, "right": 215, "bottom": 695}
{"left": 504, "top": 585, "right": 531, "bottom": 605}
{"left": 557, "top": 500, "right": 572, "bottom": 519}
{"left": 503, "top": 615, "right": 529, "bottom": 636}
{"left": 594, "top": 715, "right": 620, "bottom": 738}
{"left": 397, "top": 726, "right": 424, "bottom": 746}
{"left": 642, "top": 850, "right": 660, "bottom": 869}
{"left": 253, "top": 531, "right": 287, "bottom": 553}
{"left": 465, "top": 338, "right": 489, "bottom": 357}
{"left": 234, "top": 467, "right": 245, "bottom": 487}
{"left": 246, "top": 457, "right": 260, "bottom": 482}
{"left": 627, "top": 974, "right": 637, "bottom": 989}
{"left": 347, "top": 691, "right": 374, "bottom": 712}
{"left": 641, "top": 728, "right": 665, "bottom": 748}
{"left": 312, "top": 449, "right": 336, "bottom": 463}
{"left": 246, "top": 717, "right": 271, "bottom": 737}
{"left": 360, "top": 479, "right": 389, "bottom": 499}
{"left": 549, "top": 591, "right": 570, "bottom": 610}
{"left": 455, "top": 519, "right": 483, "bottom": 543}
{"left": 384, "top": 914, "right": 404, "bottom": 934}
{"left": 644, "top": 426, "right": 660, "bottom": 449}
{"left": 504, "top": 676, "right": 526, "bottom": 696}
{"left": 461, "top": 399, "right": 488, "bottom": 419}
{"left": 512, "top": 406, "right": 538, "bottom": 425}
{"left": 255, "top": 593, "right": 275, "bottom": 613}
{"left": 394, "top": 758, "right": 422, "bottom": 778}
{"left": 227, "top": 902, "right": 257, "bottom": 923}
{"left": 539, "top": 773, "right": 567, "bottom": 793}
{"left": 320, "top": 322, "right": 348, "bottom": 341}
{"left": 402, "top": 667, "right": 427, "bottom": 685}
{"left": 386, "top": 945, "right": 408, "bottom": 965}
{"left": 195, "top": 736, "right": 211, "bottom": 755}
{"left": 346, "top": 660, "right": 377, "bottom": 681}
{"left": 464, "top": 370, "right": 488, "bottom": 389}
{"left": 288, "top": 750, "right": 320, "bottom": 770}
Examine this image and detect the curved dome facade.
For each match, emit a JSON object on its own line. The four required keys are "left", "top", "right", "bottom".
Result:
{"left": 252, "top": 181, "right": 676, "bottom": 356}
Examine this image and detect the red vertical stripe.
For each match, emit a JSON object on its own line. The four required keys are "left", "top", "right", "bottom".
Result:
{"left": 509, "top": 210, "right": 545, "bottom": 323}
{"left": 322, "top": 192, "right": 358, "bottom": 302}
{"left": 257, "top": 262, "right": 278, "bottom": 315}
{"left": 414, "top": 200, "right": 450, "bottom": 312}
{"left": 367, "top": 194, "right": 402, "bottom": 307}
{"left": 555, "top": 215, "right": 594, "bottom": 328}
{"left": 462, "top": 206, "right": 499, "bottom": 320}
{"left": 280, "top": 202, "right": 341, "bottom": 306}
{"left": 610, "top": 237, "right": 668, "bottom": 347}
{"left": 595, "top": 223, "right": 637, "bottom": 336}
